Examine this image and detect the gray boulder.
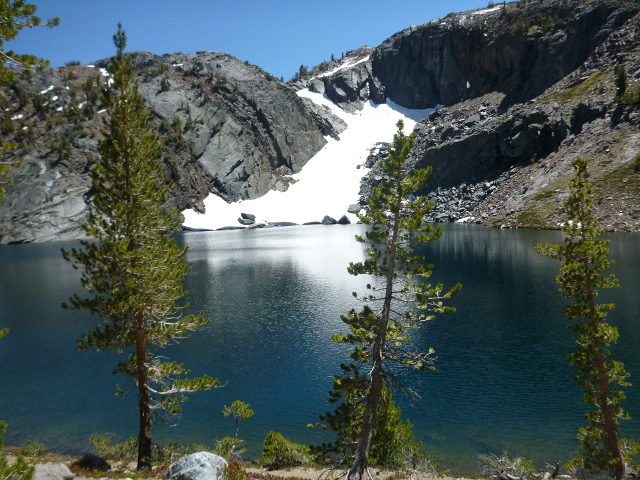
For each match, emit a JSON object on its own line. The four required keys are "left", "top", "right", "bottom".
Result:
{"left": 238, "top": 213, "right": 256, "bottom": 225}
{"left": 337, "top": 215, "right": 351, "bottom": 225}
{"left": 165, "top": 452, "right": 227, "bottom": 480}
{"left": 321, "top": 215, "right": 337, "bottom": 225}
{"left": 347, "top": 203, "right": 362, "bottom": 214}
{"left": 33, "top": 464, "right": 74, "bottom": 480}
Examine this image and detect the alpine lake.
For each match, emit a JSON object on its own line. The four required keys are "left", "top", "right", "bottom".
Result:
{"left": 0, "top": 223, "right": 639, "bottom": 475}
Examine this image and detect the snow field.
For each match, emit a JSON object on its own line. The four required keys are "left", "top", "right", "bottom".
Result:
{"left": 181, "top": 90, "right": 434, "bottom": 230}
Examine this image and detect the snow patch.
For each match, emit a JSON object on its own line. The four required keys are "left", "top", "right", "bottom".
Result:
{"left": 11, "top": 114, "right": 23, "bottom": 120}
{"left": 315, "top": 55, "right": 370, "bottom": 79}
{"left": 181, "top": 92, "right": 435, "bottom": 231}
{"left": 472, "top": 5, "right": 502, "bottom": 15}
{"left": 40, "top": 85, "right": 54, "bottom": 95}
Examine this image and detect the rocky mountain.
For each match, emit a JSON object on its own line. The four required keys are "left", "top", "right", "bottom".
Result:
{"left": 0, "top": 52, "right": 344, "bottom": 243}
{"left": 2, "top": 0, "right": 640, "bottom": 243}
{"left": 349, "top": 0, "right": 640, "bottom": 231}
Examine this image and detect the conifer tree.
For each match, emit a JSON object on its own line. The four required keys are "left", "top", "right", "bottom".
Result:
{"left": 334, "top": 121, "right": 460, "bottom": 480}
{"left": 0, "top": 1, "right": 59, "bottom": 198}
{"left": 317, "top": 362, "right": 420, "bottom": 468}
{"left": 62, "top": 24, "right": 221, "bottom": 469}
{"left": 537, "top": 158, "right": 638, "bottom": 480}
{"left": 0, "top": 421, "right": 34, "bottom": 480}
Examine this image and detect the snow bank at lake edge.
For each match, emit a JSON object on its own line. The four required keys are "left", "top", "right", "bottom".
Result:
{"left": 181, "top": 92, "right": 434, "bottom": 230}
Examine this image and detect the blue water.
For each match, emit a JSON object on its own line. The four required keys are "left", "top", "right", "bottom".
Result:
{"left": 0, "top": 224, "right": 638, "bottom": 474}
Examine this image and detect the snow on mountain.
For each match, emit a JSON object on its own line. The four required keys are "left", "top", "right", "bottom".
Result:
{"left": 181, "top": 90, "right": 435, "bottom": 230}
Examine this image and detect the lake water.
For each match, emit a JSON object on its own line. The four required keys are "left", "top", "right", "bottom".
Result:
{"left": 0, "top": 224, "right": 638, "bottom": 474}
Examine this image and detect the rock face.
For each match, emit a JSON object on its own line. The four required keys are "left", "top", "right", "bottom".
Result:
{"left": 0, "top": 51, "right": 338, "bottom": 243}
{"left": 305, "top": 47, "right": 385, "bottom": 112}
{"left": 357, "top": 0, "right": 640, "bottom": 232}
{"left": 165, "top": 452, "right": 227, "bottom": 480}
{"left": 372, "top": 0, "right": 639, "bottom": 109}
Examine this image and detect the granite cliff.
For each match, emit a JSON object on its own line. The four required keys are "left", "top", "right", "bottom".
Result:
{"left": 2, "top": 0, "right": 640, "bottom": 243}
{"left": 356, "top": 0, "right": 640, "bottom": 231}
{"left": 0, "top": 52, "right": 343, "bottom": 243}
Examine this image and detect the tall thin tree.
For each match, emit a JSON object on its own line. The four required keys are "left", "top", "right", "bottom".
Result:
{"left": 336, "top": 121, "right": 460, "bottom": 480}
{"left": 537, "top": 157, "right": 638, "bottom": 480}
{"left": 63, "top": 24, "right": 222, "bottom": 469}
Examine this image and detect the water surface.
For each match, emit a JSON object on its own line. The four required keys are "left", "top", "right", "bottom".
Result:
{"left": 0, "top": 224, "right": 638, "bottom": 474}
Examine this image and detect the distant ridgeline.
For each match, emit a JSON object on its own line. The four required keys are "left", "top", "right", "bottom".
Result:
{"left": 2, "top": 0, "right": 640, "bottom": 244}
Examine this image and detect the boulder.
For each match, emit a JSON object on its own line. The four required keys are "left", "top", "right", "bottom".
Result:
{"left": 238, "top": 213, "right": 255, "bottom": 225}
{"left": 347, "top": 204, "right": 362, "bottom": 214}
{"left": 33, "top": 464, "right": 74, "bottom": 480}
{"left": 337, "top": 215, "right": 351, "bottom": 225}
{"left": 321, "top": 215, "right": 337, "bottom": 225}
{"left": 165, "top": 452, "right": 228, "bottom": 480}
{"left": 73, "top": 453, "right": 110, "bottom": 471}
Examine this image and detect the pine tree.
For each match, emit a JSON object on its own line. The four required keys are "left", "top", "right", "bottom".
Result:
{"left": 0, "top": 421, "right": 34, "bottom": 480}
{"left": 62, "top": 24, "right": 222, "bottom": 469}
{"left": 334, "top": 121, "right": 460, "bottom": 480}
{"left": 537, "top": 158, "right": 638, "bottom": 480}
{"left": 0, "top": 1, "right": 59, "bottom": 198}
{"left": 317, "top": 361, "right": 420, "bottom": 468}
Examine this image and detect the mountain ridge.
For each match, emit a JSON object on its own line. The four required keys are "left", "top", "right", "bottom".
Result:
{"left": 1, "top": 0, "right": 639, "bottom": 243}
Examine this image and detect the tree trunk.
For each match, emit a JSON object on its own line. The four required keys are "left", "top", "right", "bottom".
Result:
{"left": 348, "top": 193, "right": 402, "bottom": 480}
{"left": 594, "top": 345, "right": 626, "bottom": 480}
{"left": 135, "top": 311, "right": 153, "bottom": 470}
{"left": 587, "top": 279, "right": 626, "bottom": 480}
{"left": 348, "top": 353, "right": 384, "bottom": 480}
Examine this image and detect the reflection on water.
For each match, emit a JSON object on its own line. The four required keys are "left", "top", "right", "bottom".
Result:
{"left": 0, "top": 224, "right": 638, "bottom": 474}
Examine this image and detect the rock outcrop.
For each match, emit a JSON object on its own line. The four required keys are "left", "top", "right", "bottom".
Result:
{"left": 372, "top": 0, "right": 639, "bottom": 109}
{"left": 357, "top": 0, "right": 640, "bottom": 232}
{"left": 0, "top": 52, "right": 339, "bottom": 243}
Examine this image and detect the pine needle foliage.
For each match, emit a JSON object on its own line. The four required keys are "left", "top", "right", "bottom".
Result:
{"left": 537, "top": 157, "right": 638, "bottom": 480}
{"left": 0, "top": 1, "right": 59, "bottom": 198}
{"left": 0, "top": 421, "right": 34, "bottom": 480}
{"left": 316, "top": 369, "right": 422, "bottom": 468}
{"left": 333, "top": 121, "right": 460, "bottom": 480}
{"left": 0, "top": 1, "right": 59, "bottom": 84}
{"left": 62, "top": 24, "right": 222, "bottom": 470}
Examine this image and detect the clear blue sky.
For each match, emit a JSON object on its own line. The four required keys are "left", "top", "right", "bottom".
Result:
{"left": 7, "top": 0, "right": 489, "bottom": 81}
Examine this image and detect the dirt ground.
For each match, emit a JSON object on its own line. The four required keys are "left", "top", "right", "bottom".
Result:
{"left": 244, "top": 465, "right": 471, "bottom": 480}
